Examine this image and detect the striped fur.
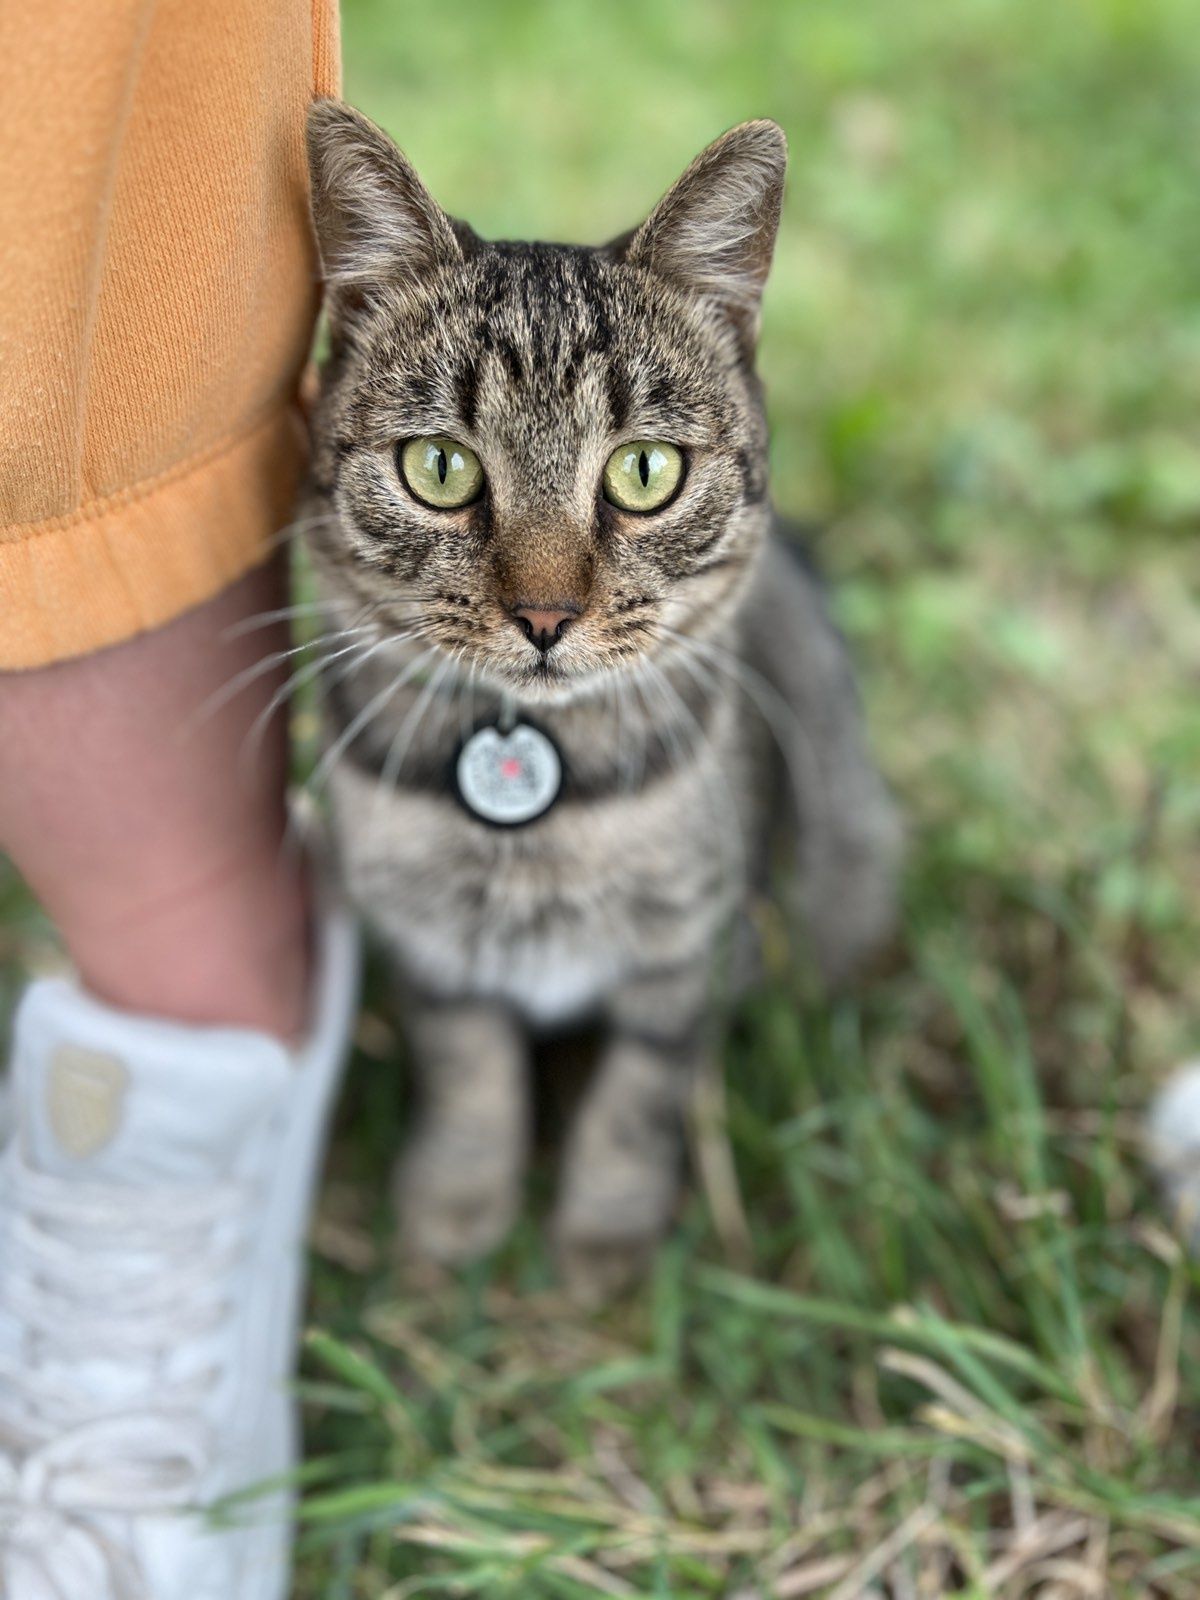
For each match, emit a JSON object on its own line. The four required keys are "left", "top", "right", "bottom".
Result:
{"left": 301, "top": 103, "right": 901, "bottom": 1297}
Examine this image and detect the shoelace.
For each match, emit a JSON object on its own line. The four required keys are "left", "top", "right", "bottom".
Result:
{"left": 0, "top": 1152, "right": 250, "bottom": 1598}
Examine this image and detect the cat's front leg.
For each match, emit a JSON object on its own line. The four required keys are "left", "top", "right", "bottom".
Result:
{"left": 554, "top": 964, "right": 710, "bottom": 1303}
{"left": 395, "top": 996, "right": 530, "bottom": 1265}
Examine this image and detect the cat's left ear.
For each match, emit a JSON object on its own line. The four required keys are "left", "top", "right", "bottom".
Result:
{"left": 620, "top": 120, "right": 787, "bottom": 342}
{"left": 306, "top": 99, "right": 464, "bottom": 314}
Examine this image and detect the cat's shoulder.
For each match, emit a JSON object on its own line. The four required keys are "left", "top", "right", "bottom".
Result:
{"left": 747, "top": 517, "right": 830, "bottom": 616}
{"left": 740, "top": 518, "right": 856, "bottom": 684}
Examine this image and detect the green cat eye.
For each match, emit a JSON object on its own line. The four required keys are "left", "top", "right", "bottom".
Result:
{"left": 399, "top": 436, "right": 484, "bottom": 509}
{"left": 602, "top": 441, "right": 684, "bottom": 513}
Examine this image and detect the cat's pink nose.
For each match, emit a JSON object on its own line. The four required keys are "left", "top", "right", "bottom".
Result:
{"left": 511, "top": 604, "right": 577, "bottom": 653}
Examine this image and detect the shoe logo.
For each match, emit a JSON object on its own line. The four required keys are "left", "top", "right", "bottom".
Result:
{"left": 47, "top": 1047, "right": 129, "bottom": 1158}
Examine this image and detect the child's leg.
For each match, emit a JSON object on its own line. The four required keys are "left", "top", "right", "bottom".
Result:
{"left": 0, "top": 559, "right": 358, "bottom": 1600}
{"left": 0, "top": 558, "right": 308, "bottom": 1039}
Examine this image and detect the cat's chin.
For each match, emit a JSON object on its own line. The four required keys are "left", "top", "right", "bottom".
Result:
{"left": 477, "top": 656, "right": 623, "bottom": 707}
{"left": 499, "top": 667, "right": 592, "bottom": 706}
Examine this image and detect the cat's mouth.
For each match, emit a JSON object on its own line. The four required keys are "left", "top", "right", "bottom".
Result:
{"left": 480, "top": 636, "right": 647, "bottom": 704}
{"left": 402, "top": 599, "right": 661, "bottom": 703}
{"left": 500, "top": 648, "right": 592, "bottom": 700}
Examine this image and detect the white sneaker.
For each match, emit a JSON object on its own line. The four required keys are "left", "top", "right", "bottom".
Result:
{"left": 0, "top": 903, "right": 359, "bottom": 1599}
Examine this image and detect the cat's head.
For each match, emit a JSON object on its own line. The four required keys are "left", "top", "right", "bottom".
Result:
{"left": 305, "top": 102, "right": 786, "bottom": 699}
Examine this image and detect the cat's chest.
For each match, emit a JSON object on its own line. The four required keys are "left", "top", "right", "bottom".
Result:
{"left": 365, "top": 799, "right": 642, "bottom": 1019}
{"left": 330, "top": 755, "right": 733, "bottom": 1021}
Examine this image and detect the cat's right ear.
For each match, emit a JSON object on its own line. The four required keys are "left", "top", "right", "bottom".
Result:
{"left": 306, "top": 99, "right": 462, "bottom": 316}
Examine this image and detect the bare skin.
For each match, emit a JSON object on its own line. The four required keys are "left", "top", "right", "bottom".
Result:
{"left": 0, "top": 559, "right": 309, "bottom": 1040}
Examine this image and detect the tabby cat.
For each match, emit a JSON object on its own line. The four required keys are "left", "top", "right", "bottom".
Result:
{"left": 300, "top": 101, "right": 901, "bottom": 1298}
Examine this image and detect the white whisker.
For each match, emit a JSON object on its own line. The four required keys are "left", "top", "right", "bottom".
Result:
{"left": 658, "top": 625, "right": 824, "bottom": 823}
{"left": 221, "top": 600, "right": 335, "bottom": 641}
{"left": 302, "top": 645, "right": 440, "bottom": 812}
{"left": 369, "top": 653, "right": 457, "bottom": 838}
{"left": 459, "top": 660, "right": 479, "bottom": 745}
{"left": 258, "top": 507, "right": 349, "bottom": 561}
{"left": 237, "top": 628, "right": 399, "bottom": 774}
{"left": 181, "top": 625, "right": 374, "bottom": 740}
{"left": 641, "top": 655, "right": 745, "bottom": 890}
{"left": 622, "top": 667, "right": 653, "bottom": 795}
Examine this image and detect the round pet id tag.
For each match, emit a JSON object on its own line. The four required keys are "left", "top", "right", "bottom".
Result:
{"left": 455, "top": 722, "right": 563, "bottom": 826}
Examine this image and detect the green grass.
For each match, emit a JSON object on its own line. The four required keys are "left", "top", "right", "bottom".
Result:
{"left": 7, "top": 0, "right": 1200, "bottom": 1592}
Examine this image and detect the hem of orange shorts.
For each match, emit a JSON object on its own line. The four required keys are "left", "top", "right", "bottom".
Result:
{"left": 0, "top": 405, "right": 308, "bottom": 671}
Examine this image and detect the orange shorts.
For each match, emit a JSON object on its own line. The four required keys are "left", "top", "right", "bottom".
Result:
{"left": 0, "top": 0, "right": 340, "bottom": 669}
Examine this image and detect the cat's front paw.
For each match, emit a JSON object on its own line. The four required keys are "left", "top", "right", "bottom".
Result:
{"left": 552, "top": 1167, "right": 680, "bottom": 1304}
{"left": 554, "top": 1229, "right": 662, "bottom": 1305}
{"left": 394, "top": 1140, "right": 522, "bottom": 1265}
